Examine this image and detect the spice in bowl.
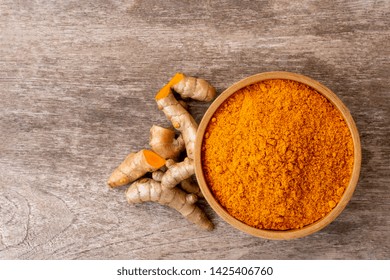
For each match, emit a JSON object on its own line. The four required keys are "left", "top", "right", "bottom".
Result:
{"left": 201, "top": 79, "right": 354, "bottom": 230}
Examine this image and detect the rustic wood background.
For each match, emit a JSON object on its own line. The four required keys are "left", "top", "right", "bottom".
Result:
{"left": 1, "top": 0, "right": 389, "bottom": 260}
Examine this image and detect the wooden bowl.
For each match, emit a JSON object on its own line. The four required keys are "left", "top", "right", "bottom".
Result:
{"left": 194, "top": 71, "right": 361, "bottom": 239}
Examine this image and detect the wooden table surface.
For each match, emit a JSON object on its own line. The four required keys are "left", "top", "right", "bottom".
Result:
{"left": 1, "top": 0, "right": 389, "bottom": 260}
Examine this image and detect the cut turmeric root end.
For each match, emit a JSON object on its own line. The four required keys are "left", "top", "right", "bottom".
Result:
{"left": 107, "top": 149, "right": 165, "bottom": 188}
{"left": 155, "top": 73, "right": 185, "bottom": 100}
{"left": 168, "top": 72, "right": 185, "bottom": 87}
{"left": 155, "top": 84, "right": 171, "bottom": 100}
{"left": 143, "top": 149, "right": 166, "bottom": 168}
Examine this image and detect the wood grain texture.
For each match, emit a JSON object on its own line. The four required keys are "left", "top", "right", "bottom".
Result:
{"left": 0, "top": 0, "right": 389, "bottom": 259}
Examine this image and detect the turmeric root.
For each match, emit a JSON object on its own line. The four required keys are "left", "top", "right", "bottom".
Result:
{"left": 149, "top": 125, "right": 185, "bottom": 159}
{"left": 178, "top": 100, "right": 189, "bottom": 110}
{"left": 126, "top": 178, "right": 213, "bottom": 230}
{"left": 180, "top": 177, "right": 203, "bottom": 198}
{"left": 152, "top": 170, "right": 164, "bottom": 182}
{"left": 155, "top": 88, "right": 198, "bottom": 159}
{"left": 170, "top": 73, "right": 216, "bottom": 102}
{"left": 107, "top": 149, "right": 165, "bottom": 188}
{"left": 107, "top": 73, "right": 216, "bottom": 231}
{"left": 154, "top": 169, "right": 203, "bottom": 197}
{"left": 161, "top": 158, "right": 195, "bottom": 189}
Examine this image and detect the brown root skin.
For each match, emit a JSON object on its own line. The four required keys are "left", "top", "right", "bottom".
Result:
{"left": 149, "top": 125, "right": 185, "bottom": 160}
{"left": 180, "top": 177, "right": 204, "bottom": 198}
{"left": 153, "top": 164, "right": 202, "bottom": 197}
{"left": 161, "top": 158, "right": 195, "bottom": 189}
{"left": 172, "top": 73, "right": 216, "bottom": 102}
{"left": 126, "top": 178, "right": 213, "bottom": 231}
{"left": 107, "top": 150, "right": 165, "bottom": 188}
{"left": 178, "top": 100, "right": 189, "bottom": 110}
{"left": 152, "top": 170, "right": 164, "bottom": 182}
{"left": 155, "top": 90, "right": 198, "bottom": 159}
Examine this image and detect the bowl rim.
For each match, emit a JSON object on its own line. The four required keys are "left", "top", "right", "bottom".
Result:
{"left": 194, "top": 71, "right": 362, "bottom": 240}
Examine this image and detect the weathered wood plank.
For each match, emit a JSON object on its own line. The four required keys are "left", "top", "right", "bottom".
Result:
{"left": 0, "top": 0, "right": 389, "bottom": 259}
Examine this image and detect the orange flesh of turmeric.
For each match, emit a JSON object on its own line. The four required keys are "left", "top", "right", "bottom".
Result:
{"left": 169, "top": 72, "right": 185, "bottom": 86}
{"left": 155, "top": 84, "right": 172, "bottom": 100}
{"left": 155, "top": 73, "right": 185, "bottom": 100}
{"left": 202, "top": 79, "right": 354, "bottom": 230}
{"left": 143, "top": 150, "right": 165, "bottom": 168}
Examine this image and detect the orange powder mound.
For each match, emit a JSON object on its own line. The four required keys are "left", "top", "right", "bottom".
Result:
{"left": 202, "top": 79, "right": 354, "bottom": 230}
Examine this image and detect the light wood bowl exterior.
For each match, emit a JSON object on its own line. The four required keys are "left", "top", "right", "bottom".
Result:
{"left": 194, "top": 71, "right": 362, "bottom": 240}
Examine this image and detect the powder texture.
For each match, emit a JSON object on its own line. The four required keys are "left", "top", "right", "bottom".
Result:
{"left": 202, "top": 79, "right": 354, "bottom": 230}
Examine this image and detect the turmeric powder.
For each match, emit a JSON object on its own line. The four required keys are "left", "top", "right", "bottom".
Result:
{"left": 202, "top": 79, "right": 354, "bottom": 230}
